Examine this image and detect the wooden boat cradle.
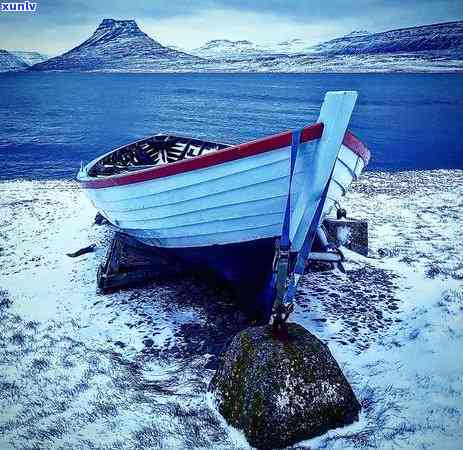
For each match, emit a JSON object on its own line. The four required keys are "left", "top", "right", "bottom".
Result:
{"left": 89, "top": 134, "right": 229, "bottom": 177}
{"left": 97, "top": 218, "right": 368, "bottom": 294}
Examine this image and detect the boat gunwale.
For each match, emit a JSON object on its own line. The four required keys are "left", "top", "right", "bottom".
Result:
{"left": 79, "top": 123, "right": 370, "bottom": 189}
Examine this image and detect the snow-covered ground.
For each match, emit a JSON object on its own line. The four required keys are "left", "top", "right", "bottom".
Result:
{"left": 0, "top": 170, "right": 462, "bottom": 449}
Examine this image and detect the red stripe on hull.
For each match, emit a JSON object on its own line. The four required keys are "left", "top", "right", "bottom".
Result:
{"left": 81, "top": 123, "right": 323, "bottom": 189}
{"left": 342, "top": 130, "right": 371, "bottom": 165}
{"left": 81, "top": 123, "right": 369, "bottom": 189}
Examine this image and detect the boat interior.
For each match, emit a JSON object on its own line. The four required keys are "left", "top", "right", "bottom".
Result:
{"left": 88, "top": 134, "right": 230, "bottom": 177}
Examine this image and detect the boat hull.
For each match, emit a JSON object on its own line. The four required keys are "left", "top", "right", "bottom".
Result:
{"left": 81, "top": 141, "right": 365, "bottom": 248}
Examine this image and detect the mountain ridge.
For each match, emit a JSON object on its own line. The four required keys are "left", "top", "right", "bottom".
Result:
{"left": 310, "top": 20, "right": 463, "bottom": 55}
{"left": 7, "top": 18, "right": 461, "bottom": 73}
{"left": 188, "top": 21, "right": 463, "bottom": 59}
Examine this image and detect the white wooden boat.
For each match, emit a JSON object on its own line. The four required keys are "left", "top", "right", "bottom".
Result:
{"left": 78, "top": 91, "right": 370, "bottom": 321}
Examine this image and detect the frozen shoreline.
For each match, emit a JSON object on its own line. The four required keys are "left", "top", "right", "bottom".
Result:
{"left": 0, "top": 170, "right": 462, "bottom": 449}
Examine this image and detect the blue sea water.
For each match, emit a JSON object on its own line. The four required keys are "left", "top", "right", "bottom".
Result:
{"left": 0, "top": 72, "right": 462, "bottom": 180}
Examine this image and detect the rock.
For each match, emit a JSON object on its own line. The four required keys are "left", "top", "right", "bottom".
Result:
{"left": 143, "top": 338, "right": 154, "bottom": 347}
{"left": 209, "top": 323, "right": 360, "bottom": 449}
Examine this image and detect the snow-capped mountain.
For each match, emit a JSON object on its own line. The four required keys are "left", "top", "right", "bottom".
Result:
{"left": 31, "top": 19, "right": 200, "bottom": 72}
{"left": 12, "top": 51, "right": 49, "bottom": 66}
{"left": 190, "top": 21, "right": 463, "bottom": 71}
{"left": 310, "top": 21, "right": 463, "bottom": 55}
{"left": 190, "top": 39, "right": 270, "bottom": 59}
{"left": 187, "top": 20, "right": 463, "bottom": 66}
{"left": 0, "top": 49, "right": 29, "bottom": 72}
{"left": 24, "top": 18, "right": 463, "bottom": 73}
{"left": 190, "top": 38, "right": 316, "bottom": 58}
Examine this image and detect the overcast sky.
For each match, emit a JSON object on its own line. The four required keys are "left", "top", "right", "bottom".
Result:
{"left": 1, "top": 0, "right": 462, "bottom": 55}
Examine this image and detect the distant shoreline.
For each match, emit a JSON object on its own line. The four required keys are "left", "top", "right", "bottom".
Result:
{"left": 3, "top": 68, "right": 463, "bottom": 74}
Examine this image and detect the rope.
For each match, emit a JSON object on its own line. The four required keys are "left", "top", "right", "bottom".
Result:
{"left": 272, "top": 129, "right": 303, "bottom": 316}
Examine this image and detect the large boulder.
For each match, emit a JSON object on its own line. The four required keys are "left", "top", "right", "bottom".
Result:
{"left": 209, "top": 323, "right": 360, "bottom": 449}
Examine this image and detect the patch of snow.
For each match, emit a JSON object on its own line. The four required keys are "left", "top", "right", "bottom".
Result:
{"left": 190, "top": 39, "right": 271, "bottom": 60}
{"left": 336, "top": 225, "right": 352, "bottom": 246}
